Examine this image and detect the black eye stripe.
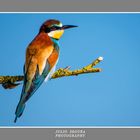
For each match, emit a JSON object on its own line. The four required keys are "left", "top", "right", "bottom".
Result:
{"left": 50, "top": 27, "right": 56, "bottom": 31}
{"left": 51, "top": 26, "right": 61, "bottom": 31}
{"left": 45, "top": 26, "right": 61, "bottom": 33}
{"left": 45, "top": 28, "right": 51, "bottom": 33}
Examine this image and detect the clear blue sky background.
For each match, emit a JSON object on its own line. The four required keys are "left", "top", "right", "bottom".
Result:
{"left": 0, "top": 13, "right": 140, "bottom": 126}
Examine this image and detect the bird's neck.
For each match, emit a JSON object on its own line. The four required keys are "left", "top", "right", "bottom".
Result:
{"left": 50, "top": 37, "right": 60, "bottom": 52}
{"left": 51, "top": 37, "right": 59, "bottom": 44}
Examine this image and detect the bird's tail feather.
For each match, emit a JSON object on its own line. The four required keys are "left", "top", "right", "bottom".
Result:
{"left": 14, "top": 102, "right": 26, "bottom": 123}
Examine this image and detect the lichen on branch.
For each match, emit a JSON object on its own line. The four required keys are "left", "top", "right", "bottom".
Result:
{"left": 0, "top": 56, "right": 103, "bottom": 89}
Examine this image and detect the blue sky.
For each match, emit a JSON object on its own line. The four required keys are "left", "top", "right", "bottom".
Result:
{"left": 0, "top": 13, "right": 140, "bottom": 126}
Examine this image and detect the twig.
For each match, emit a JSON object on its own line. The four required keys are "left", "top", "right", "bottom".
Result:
{"left": 0, "top": 57, "right": 103, "bottom": 89}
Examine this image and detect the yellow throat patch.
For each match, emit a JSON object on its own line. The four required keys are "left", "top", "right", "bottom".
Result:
{"left": 48, "top": 30, "right": 64, "bottom": 39}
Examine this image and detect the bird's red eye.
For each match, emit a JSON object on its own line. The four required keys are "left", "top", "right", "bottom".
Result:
{"left": 51, "top": 27, "right": 56, "bottom": 31}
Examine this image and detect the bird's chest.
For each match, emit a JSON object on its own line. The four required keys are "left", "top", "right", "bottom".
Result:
{"left": 47, "top": 40, "right": 60, "bottom": 68}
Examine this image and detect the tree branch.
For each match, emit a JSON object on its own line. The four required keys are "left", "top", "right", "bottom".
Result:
{"left": 0, "top": 56, "right": 103, "bottom": 89}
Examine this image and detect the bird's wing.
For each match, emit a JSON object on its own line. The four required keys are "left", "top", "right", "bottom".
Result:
{"left": 22, "top": 60, "right": 51, "bottom": 102}
{"left": 15, "top": 44, "right": 59, "bottom": 122}
{"left": 23, "top": 45, "right": 59, "bottom": 103}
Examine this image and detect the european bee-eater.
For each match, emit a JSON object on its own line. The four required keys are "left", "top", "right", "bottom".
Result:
{"left": 14, "top": 19, "right": 77, "bottom": 123}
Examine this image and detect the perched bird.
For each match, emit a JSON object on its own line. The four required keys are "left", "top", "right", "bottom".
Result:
{"left": 14, "top": 19, "right": 77, "bottom": 123}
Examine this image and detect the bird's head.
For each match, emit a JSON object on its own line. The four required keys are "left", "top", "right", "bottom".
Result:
{"left": 39, "top": 19, "right": 78, "bottom": 40}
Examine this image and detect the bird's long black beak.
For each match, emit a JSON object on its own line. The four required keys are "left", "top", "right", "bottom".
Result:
{"left": 62, "top": 25, "right": 78, "bottom": 30}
